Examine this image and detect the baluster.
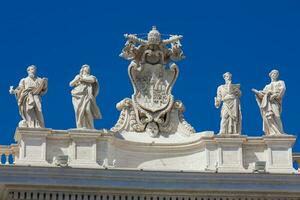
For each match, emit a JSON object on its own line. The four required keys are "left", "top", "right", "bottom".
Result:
{"left": 0, "top": 152, "right": 3, "bottom": 165}
{"left": 12, "top": 153, "right": 15, "bottom": 164}
{"left": 5, "top": 152, "right": 10, "bottom": 165}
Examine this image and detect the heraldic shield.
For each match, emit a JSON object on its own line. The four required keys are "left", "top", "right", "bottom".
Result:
{"left": 129, "top": 62, "right": 179, "bottom": 120}
{"left": 112, "top": 26, "right": 195, "bottom": 137}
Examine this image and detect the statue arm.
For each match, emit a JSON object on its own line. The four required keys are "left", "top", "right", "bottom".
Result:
{"left": 69, "top": 75, "right": 81, "bottom": 87}
{"left": 9, "top": 79, "right": 25, "bottom": 99}
{"left": 235, "top": 88, "right": 242, "bottom": 97}
{"left": 251, "top": 88, "right": 264, "bottom": 99}
{"left": 9, "top": 79, "right": 24, "bottom": 95}
{"left": 40, "top": 78, "right": 48, "bottom": 96}
{"left": 238, "top": 90, "right": 242, "bottom": 97}
{"left": 15, "top": 79, "right": 25, "bottom": 93}
{"left": 277, "top": 81, "right": 286, "bottom": 97}
{"left": 80, "top": 75, "right": 96, "bottom": 83}
{"left": 18, "top": 78, "right": 25, "bottom": 88}
{"left": 214, "top": 87, "right": 222, "bottom": 108}
{"left": 270, "top": 81, "right": 286, "bottom": 100}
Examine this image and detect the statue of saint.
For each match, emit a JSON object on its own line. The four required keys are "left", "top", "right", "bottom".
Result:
{"left": 214, "top": 72, "right": 242, "bottom": 135}
{"left": 70, "top": 64, "right": 101, "bottom": 129}
{"left": 252, "top": 69, "right": 285, "bottom": 135}
{"left": 9, "top": 65, "right": 48, "bottom": 128}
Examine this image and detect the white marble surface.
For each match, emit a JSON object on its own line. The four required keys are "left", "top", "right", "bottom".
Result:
{"left": 1, "top": 165, "right": 300, "bottom": 200}
{"left": 13, "top": 127, "right": 296, "bottom": 174}
{"left": 215, "top": 72, "right": 242, "bottom": 135}
{"left": 9, "top": 65, "right": 48, "bottom": 128}
{"left": 252, "top": 69, "right": 286, "bottom": 136}
{"left": 70, "top": 64, "right": 102, "bottom": 129}
{"left": 112, "top": 27, "right": 195, "bottom": 137}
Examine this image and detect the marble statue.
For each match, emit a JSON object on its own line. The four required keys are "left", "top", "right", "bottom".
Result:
{"left": 112, "top": 26, "right": 195, "bottom": 137}
{"left": 70, "top": 64, "right": 102, "bottom": 129}
{"left": 252, "top": 69, "right": 285, "bottom": 135}
{"left": 9, "top": 65, "right": 48, "bottom": 128}
{"left": 214, "top": 72, "right": 242, "bottom": 135}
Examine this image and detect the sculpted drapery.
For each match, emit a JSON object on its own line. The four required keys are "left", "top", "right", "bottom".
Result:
{"left": 10, "top": 65, "right": 48, "bottom": 128}
{"left": 252, "top": 70, "right": 285, "bottom": 135}
{"left": 215, "top": 72, "right": 242, "bottom": 135}
{"left": 70, "top": 65, "right": 101, "bottom": 129}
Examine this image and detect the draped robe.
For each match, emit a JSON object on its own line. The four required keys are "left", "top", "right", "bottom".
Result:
{"left": 216, "top": 83, "right": 242, "bottom": 135}
{"left": 15, "top": 76, "right": 47, "bottom": 128}
{"left": 71, "top": 75, "right": 101, "bottom": 129}
{"left": 254, "top": 80, "right": 285, "bottom": 135}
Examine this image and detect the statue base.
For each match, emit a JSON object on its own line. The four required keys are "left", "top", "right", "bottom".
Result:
{"left": 13, "top": 128, "right": 297, "bottom": 173}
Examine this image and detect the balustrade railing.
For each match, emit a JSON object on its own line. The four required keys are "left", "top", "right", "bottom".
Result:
{"left": 1, "top": 144, "right": 300, "bottom": 172}
{"left": 0, "top": 144, "right": 18, "bottom": 165}
{"left": 293, "top": 152, "right": 300, "bottom": 172}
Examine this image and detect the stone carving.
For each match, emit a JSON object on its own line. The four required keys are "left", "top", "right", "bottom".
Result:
{"left": 53, "top": 155, "right": 69, "bottom": 167}
{"left": 214, "top": 72, "right": 242, "bottom": 135}
{"left": 145, "top": 122, "right": 159, "bottom": 137}
{"left": 9, "top": 65, "right": 48, "bottom": 128}
{"left": 252, "top": 69, "right": 285, "bottom": 135}
{"left": 112, "top": 26, "right": 195, "bottom": 137}
{"left": 70, "top": 64, "right": 102, "bottom": 129}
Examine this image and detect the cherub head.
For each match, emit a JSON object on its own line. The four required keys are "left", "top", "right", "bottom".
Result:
{"left": 146, "top": 122, "right": 159, "bottom": 137}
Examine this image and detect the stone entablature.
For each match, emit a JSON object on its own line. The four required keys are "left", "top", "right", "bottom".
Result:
{"left": 1, "top": 165, "right": 300, "bottom": 200}
{"left": 12, "top": 127, "right": 296, "bottom": 174}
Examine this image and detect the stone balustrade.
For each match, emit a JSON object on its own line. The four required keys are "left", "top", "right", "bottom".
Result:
{"left": 293, "top": 152, "right": 300, "bottom": 171}
{"left": 1, "top": 138, "right": 300, "bottom": 174}
{"left": 9, "top": 128, "right": 297, "bottom": 174}
{"left": 0, "top": 144, "right": 18, "bottom": 165}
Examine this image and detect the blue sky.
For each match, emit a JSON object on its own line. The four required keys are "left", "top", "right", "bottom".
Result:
{"left": 0, "top": 1, "right": 299, "bottom": 152}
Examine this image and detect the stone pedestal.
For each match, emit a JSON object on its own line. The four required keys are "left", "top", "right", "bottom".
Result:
{"left": 264, "top": 135, "right": 296, "bottom": 173}
{"left": 215, "top": 135, "right": 246, "bottom": 172}
{"left": 13, "top": 128, "right": 297, "bottom": 174}
{"left": 68, "top": 129, "right": 100, "bottom": 168}
{"left": 14, "top": 128, "right": 51, "bottom": 166}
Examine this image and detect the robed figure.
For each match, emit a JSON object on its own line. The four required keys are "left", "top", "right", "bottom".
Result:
{"left": 215, "top": 72, "right": 242, "bottom": 135}
{"left": 9, "top": 65, "right": 48, "bottom": 128}
{"left": 252, "top": 69, "right": 285, "bottom": 135}
{"left": 70, "top": 64, "right": 102, "bottom": 129}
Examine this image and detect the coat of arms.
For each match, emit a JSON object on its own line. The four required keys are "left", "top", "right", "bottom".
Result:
{"left": 112, "top": 26, "right": 195, "bottom": 137}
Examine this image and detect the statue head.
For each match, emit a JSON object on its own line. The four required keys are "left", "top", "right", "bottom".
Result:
{"left": 27, "top": 65, "right": 37, "bottom": 78}
{"left": 269, "top": 69, "right": 279, "bottom": 81}
{"left": 147, "top": 26, "right": 161, "bottom": 45}
{"left": 145, "top": 122, "right": 159, "bottom": 137}
{"left": 80, "top": 64, "right": 91, "bottom": 76}
{"left": 223, "top": 72, "right": 232, "bottom": 83}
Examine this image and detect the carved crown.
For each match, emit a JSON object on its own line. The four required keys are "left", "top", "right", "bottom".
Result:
{"left": 147, "top": 26, "right": 161, "bottom": 45}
